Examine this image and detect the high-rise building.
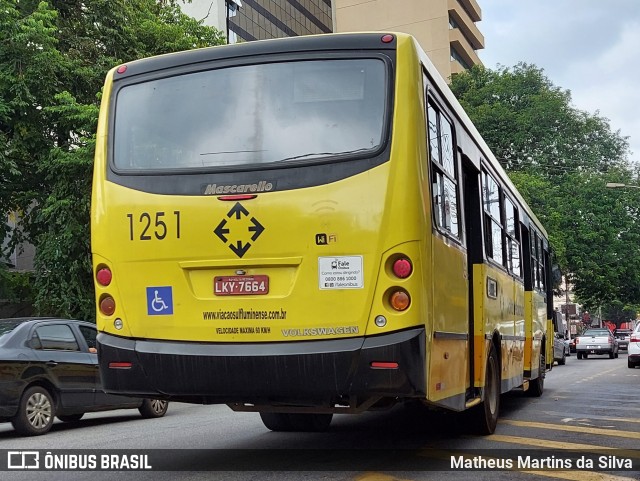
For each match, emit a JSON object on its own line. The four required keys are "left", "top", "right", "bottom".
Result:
{"left": 181, "top": 0, "right": 333, "bottom": 43}
{"left": 333, "top": 0, "right": 484, "bottom": 81}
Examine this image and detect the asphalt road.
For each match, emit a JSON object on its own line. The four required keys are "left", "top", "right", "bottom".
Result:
{"left": 1, "top": 348, "right": 639, "bottom": 481}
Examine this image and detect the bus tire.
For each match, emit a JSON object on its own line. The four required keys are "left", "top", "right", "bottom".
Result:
{"left": 528, "top": 348, "right": 545, "bottom": 397}
{"left": 288, "top": 413, "right": 332, "bottom": 432}
{"left": 469, "top": 344, "right": 500, "bottom": 435}
{"left": 260, "top": 412, "right": 293, "bottom": 431}
{"left": 259, "top": 412, "right": 333, "bottom": 432}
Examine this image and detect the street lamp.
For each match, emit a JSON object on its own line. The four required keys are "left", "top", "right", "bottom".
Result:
{"left": 606, "top": 182, "right": 640, "bottom": 189}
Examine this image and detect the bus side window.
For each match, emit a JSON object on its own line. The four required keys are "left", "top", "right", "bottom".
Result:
{"left": 427, "top": 101, "right": 460, "bottom": 239}
{"left": 482, "top": 170, "right": 504, "bottom": 265}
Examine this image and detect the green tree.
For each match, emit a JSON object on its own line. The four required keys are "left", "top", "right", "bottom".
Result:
{"left": 0, "top": 0, "right": 225, "bottom": 318}
{"left": 450, "top": 63, "right": 637, "bottom": 308}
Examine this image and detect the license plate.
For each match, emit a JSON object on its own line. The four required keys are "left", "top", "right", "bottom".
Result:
{"left": 214, "top": 275, "right": 269, "bottom": 296}
{"left": 587, "top": 345, "right": 598, "bottom": 349}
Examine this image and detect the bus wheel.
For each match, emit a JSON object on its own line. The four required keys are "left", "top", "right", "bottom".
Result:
{"left": 288, "top": 413, "right": 332, "bottom": 432}
{"left": 260, "top": 412, "right": 293, "bottom": 431}
{"left": 260, "top": 412, "right": 332, "bottom": 432}
{"left": 469, "top": 344, "right": 500, "bottom": 435}
{"left": 528, "top": 349, "right": 545, "bottom": 397}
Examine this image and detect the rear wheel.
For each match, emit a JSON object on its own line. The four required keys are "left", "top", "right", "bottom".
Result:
{"left": 629, "top": 359, "right": 637, "bottom": 369}
{"left": 259, "top": 412, "right": 333, "bottom": 432}
{"left": 259, "top": 412, "right": 292, "bottom": 431}
{"left": 138, "top": 399, "right": 168, "bottom": 418}
{"left": 528, "top": 347, "right": 545, "bottom": 397}
{"left": 468, "top": 344, "right": 500, "bottom": 434}
{"left": 12, "top": 386, "right": 55, "bottom": 436}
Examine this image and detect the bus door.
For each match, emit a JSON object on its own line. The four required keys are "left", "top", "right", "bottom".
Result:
{"left": 427, "top": 100, "right": 470, "bottom": 410}
{"left": 461, "top": 154, "right": 483, "bottom": 401}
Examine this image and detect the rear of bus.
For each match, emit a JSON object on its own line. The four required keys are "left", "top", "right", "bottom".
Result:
{"left": 92, "top": 34, "right": 430, "bottom": 414}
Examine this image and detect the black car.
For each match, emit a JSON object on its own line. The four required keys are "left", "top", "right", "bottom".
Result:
{"left": 0, "top": 317, "right": 168, "bottom": 436}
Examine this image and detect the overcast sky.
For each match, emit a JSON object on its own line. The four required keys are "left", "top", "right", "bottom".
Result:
{"left": 478, "top": 0, "right": 640, "bottom": 166}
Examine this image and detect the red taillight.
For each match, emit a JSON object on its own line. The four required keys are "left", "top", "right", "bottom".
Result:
{"left": 390, "top": 290, "right": 410, "bottom": 311}
{"left": 109, "top": 362, "right": 132, "bottom": 369}
{"left": 575, "top": 338, "right": 579, "bottom": 344}
{"left": 371, "top": 361, "right": 399, "bottom": 369}
{"left": 631, "top": 336, "right": 640, "bottom": 342}
{"left": 381, "top": 34, "right": 394, "bottom": 44}
{"left": 100, "top": 296, "right": 116, "bottom": 316}
{"left": 96, "top": 267, "right": 112, "bottom": 286}
{"left": 392, "top": 258, "right": 412, "bottom": 278}
{"left": 116, "top": 65, "right": 127, "bottom": 74}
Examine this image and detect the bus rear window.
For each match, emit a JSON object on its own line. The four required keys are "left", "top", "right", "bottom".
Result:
{"left": 112, "top": 58, "right": 388, "bottom": 171}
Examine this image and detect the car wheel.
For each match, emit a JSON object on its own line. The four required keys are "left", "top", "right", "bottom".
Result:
{"left": 11, "top": 386, "right": 55, "bottom": 436}
{"left": 576, "top": 352, "right": 582, "bottom": 360}
{"left": 138, "top": 399, "right": 168, "bottom": 418}
{"left": 58, "top": 414, "right": 84, "bottom": 423}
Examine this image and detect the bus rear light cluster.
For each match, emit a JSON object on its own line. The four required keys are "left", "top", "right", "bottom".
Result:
{"left": 100, "top": 295, "right": 116, "bottom": 316}
{"left": 96, "top": 267, "right": 112, "bottom": 286}
{"left": 630, "top": 335, "right": 640, "bottom": 343}
{"left": 389, "top": 289, "right": 410, "bottom": 311}
{"left": 392, "top": 257, "right": 413, "bottom": 278}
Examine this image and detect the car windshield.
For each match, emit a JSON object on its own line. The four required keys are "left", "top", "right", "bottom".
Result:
{"left": 583, "top": 329, "right": 610, "bottom": 336}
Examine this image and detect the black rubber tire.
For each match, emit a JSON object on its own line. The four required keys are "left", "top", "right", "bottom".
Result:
{"left": 629, "top": 359, "right": 636, "bottom": 369}
{"left": 469, "top": 344, "right": 500, "bottom": 435}
{"left": 11, "top": 386, "right": 56, "bottom": 436}
{"left": 58, "top": 413, "right": 84, "bottom": 423}
{"left": 260, "top": 412, "right": 293, "bottom": 431}
{"left": 288, "top": 413, "right": 333, "bottom": 432}
{"left": 528, "top": 346, "right": 545, "bottom": 397}
{"left": 138, "top": 399, "right": 168, "bottom": 418}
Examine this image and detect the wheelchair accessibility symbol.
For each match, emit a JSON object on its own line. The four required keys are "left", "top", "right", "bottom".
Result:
{"left": 146, "top": 286, "right": 173, "bottom": 315}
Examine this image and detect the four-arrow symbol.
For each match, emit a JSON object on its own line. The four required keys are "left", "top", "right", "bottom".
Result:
{"left": 214, "top": 203, "right": 265, "bottom": 258}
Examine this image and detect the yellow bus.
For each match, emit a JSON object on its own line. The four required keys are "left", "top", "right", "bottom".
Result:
{"left": 91, "top": 32, "right": 553, "bottom": 435}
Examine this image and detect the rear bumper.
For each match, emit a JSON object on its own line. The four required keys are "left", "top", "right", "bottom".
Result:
{"left": 97, "top": 328, "right": 426, "bottom": 412}
{"left": 576, "top": 346, "right": 612, "bottom": 355}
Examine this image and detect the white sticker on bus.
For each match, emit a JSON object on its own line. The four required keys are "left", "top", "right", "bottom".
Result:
{"left": 318, "top": 256, "right": 364, "bottom": 290}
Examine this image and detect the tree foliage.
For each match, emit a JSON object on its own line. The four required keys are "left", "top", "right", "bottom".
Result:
{"left": 0, "top": 0, "right": 225, "bottom": 319}
{"left": 450, "top": 63, "right": 637, "bottom": 311}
